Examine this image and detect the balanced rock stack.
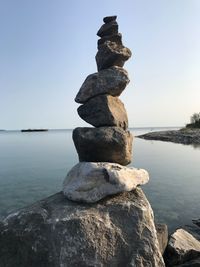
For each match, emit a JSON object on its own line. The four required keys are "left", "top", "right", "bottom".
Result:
{"left": 63, "top": 16, "right": 149, "bottom": 203}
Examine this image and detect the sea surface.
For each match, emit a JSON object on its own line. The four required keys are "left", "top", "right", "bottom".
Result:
{"left": 0, "top": 127, "right": 199, "bottom": 232}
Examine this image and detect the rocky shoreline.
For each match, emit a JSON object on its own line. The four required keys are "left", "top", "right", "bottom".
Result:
{"left": 137, "top": 128, "right": 200, "bottom": 146}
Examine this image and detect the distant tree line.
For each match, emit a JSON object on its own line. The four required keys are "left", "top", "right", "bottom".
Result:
{"left": 186, "top": 112, "right": 200, "bottom": 128}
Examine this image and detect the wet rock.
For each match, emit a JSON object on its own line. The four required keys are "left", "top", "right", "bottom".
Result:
{"left": 103, "top": 15, "right": 117, "bottom": 24}
{"left": 97, "top": 21, "right": 118, "bottom": 38}
{"left": 97, "top": 33, "right": 122, "bottom": 49}
{"left": 0, "top": 189, "right": 165, "bottom": 267}
{"left": 156, "top": 223, "right": 168, "bottom": 255}
{"left": 73, "top": 126, "right": 133, "bottom": 165}
{"left": 75, "top": 66, "right": 129, "bottom": 104}
{"left": 174, "top": 257, "right": 200, "bottom": 266}
{"left": 96, "top": 41, "right": 132, "bottom": 71}
{"left": 63, "top": 162, "right": 149, "bottom": 203}
{"left": 165, "top": 228, "right": 200, "bottom": 266}
{"left": 77, "top": 95, "right": 128, "bottom": 129}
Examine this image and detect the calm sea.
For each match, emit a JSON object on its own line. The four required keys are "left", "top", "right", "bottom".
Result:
{"left": 0, "top": 128, "right": 199, "bottom": 232}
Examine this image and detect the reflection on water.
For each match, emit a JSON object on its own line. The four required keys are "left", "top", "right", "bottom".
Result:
{"left": 0, "top": 128, "right": 199, "bottom": 232}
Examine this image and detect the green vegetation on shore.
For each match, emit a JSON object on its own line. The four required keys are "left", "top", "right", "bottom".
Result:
{"left": 186, "top": 112, "right": 200, "bottom": 128}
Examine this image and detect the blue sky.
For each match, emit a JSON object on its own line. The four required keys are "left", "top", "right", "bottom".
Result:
{"left": 0, "top": 0, "right": 199, "bottom": 129}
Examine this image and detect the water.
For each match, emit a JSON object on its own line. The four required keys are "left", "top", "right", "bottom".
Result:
{"left": 0, "top": 128, "right": 199, "bottom": 232}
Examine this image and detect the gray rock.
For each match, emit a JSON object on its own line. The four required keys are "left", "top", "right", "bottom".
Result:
{"left": 75, "top": 66, "right": 129, "bottom": 104}
{"left": 73, "top": 126, "right": 133, "bottom": 165}
{"left": 77, "top": 95, "right": 128, "bottom": 129}
{"left": 165, "top": 228, "right": 200, "bottom": 266}
{"left": 63, "top": 162, "right": 149, "bottom": 203}
{"left": 156, "top": 223, "right": 168, "bottom": 255}
{"left": 97, "top": 21, "right": 118, "bottom": 38}
{"left": 98, "top": 33, "right": 122, "bottom": 49}
{"left": 103, "top": 15, "right": 117, "bottom": 23}
{"left": 0, "top": 188, "right": 165, "bottom": 267}
{"left": 96, "top": 41, "right": 132, "bottom": 71}
{"left": 174, "top": 258, "right": 200, "bottom": 266}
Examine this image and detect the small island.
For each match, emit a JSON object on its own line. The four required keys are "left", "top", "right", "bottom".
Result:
{"left": 21, "top": 129, "right": 48, "bottom": 132}
{"left": 137, "top": 113, "right": 200, "bottom": 146}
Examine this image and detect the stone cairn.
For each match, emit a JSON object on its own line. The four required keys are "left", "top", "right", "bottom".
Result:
{"left": 63, "top": 16, "right": 149, "bottom": 203}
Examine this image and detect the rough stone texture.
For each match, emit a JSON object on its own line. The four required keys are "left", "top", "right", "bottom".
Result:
{"left": 156, "top": 223, "right": 168, "bottom": 255}
{"left": 103, "top": 15, "right": 117, "bottom": 24}
{"left": 73, "top": 127, "right": 133, "bottom": 166}
{"left": 0, "top": 189, "right": 165, "bottom": 267}
{"left": 97, "top": 21, "right": 118, "bottom": 38}
{"left": 165, "top": 228, "right": 200, "bottom": 266}
{"left": 98, "top": 33, "right": 122, "bottom": 49}
{"left": 174, "top": 258, "right": 200, "bottom": 266}
{"left": 96, "top": 41, "right": 132, "bottom": 71}
{"left": 63, "top": 162, "right": 149, "bottom": 203}
{"left": 75, "top": 66, "right": 129, "bottom": 103}
{"left": 77, "top": 95, "right": 128, "bottom": 129}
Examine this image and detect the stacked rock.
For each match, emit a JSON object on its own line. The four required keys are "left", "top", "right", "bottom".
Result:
{"left": 63, "top": 16, "right": 149, "bottom": 203}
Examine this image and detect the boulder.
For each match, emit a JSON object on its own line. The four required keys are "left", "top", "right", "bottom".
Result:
{"left": 77, "top": 95, "right": 128, "bottom": 129}
{"left": 97, "top": 21, "right": 118, "bottom": 38}
{"left": 96, "top": 41, "right": 132, "bottom": 71}
{"left": 164, "top": 228, "right": 200, "bottom": 266}
{"left": 0, "top": 189, "right": 165, "bottom": 267}
{"left": 73, "top": 126, "right": 133, "bottom": 165}
{"left": 98, "top": 33, "right": 122, "bottom": 49}
{"left": 63, "top": 162, "right": 149, "bottom": 203}
{"left": 103, "top": 15, "right": 117, "bottom": 24}
{"left": 156, "top": 223, "right": 168, "bottom": 255}
{"left": 174, "top": 258, "right": 200, "bottom": 266}
{"left": 75, "top": 66, "right": 129, "bottom": 104}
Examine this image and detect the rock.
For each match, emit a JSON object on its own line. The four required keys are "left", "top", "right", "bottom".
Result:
{"left": 164, "top": 228, "right": 200, "bottom": 266}
{"left": 97, "top": 21, "right": 118, "bottom": 38}
{"left": 63, "top": 162, "right": 149, "bottom": 203}
{"left": 193, "top": 219, "right": 200, "bottom": 228}
{"left": 103, "top": 15, "right": 117, "bottom": 23}
{"left": 98, "top": 33, "right": 122, "bottom": 49}
{"left": 75, "top": 66, "right": 129, "bottom": 104}
{"left": 96, "top": 41, "right": 132, "bottom": 71}
{"left": 73, "top": 126, "right": 133, "bottom": 165}
{"left": 174, "top": 258, "right": 200, "bottom": 266}
{"left": 0, "top": 188, "right": 165, "bottom": 267}
{"left": 77, "top": 95, "right": 128, "bottom": 129}
{"left": 156, "top": 223, "right": 168, "bottom": 255}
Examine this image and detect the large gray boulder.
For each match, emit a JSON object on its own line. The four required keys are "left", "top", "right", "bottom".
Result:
{"left": 77, "top": 95, "right": 128, "bottom": 129}
{"left": 96, "top": 41, "right": 132, "bottom": 71}
{"left": 73, "top": 126, "right": 133, "bottom": 165}
{"left": 103, "top": 15, "right": 117, "bottom": 24}
{"left": 0, "top": 189, "right": 165, "bottom": 267}
{"left": 63, "top": 162, "right": 149, "bottom": 203}
{"left": 75, "top": 66, "right": 129, "bottom": 103}
{"left": 165, "top": 228, "right": 200, "bottom": 266}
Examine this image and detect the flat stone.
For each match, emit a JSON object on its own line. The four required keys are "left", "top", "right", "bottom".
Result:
{"left": 103, "top": 15, "right": 117, "bottom": 23}
{"left": 0, "top": 188, "right": 165, "bottom": 266}
{"left": 98, "top": 33, "right": 122, "bottom": 49}
{"left": 63, "top": 162, "right": 149, "bottom": 203}
{"left": 77, "top": 95, "right": 128, "bottom": 129}
{"left": 98, "top": 32, "right": 122, "bottom": 48}
{"left": 97, "top": 21, "right": 118, "bottom": 37}
{"left": 96, "top": 41, "right": 132, "bottom": 71}
{"left": 75, "top": 66, "right": 129, "bottom": 103}
{"left": 156, "top": 223, "right": 168, "bottom": 255}
{"left": 165, "top": 228, "right": 200, "bottom": 266}
{"left": 73, "top": 126, "right": 133, "bottom": 165}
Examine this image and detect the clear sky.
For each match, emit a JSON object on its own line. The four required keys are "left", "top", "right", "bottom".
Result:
{"left": 0, "top": 0, "right": 199, "bottom": 130}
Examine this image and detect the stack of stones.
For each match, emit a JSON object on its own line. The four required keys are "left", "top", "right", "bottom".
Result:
{"left": 63, "top": 16, "right": 149, "bottom": 203}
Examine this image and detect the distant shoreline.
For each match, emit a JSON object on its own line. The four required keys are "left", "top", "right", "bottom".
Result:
{"left": 21, "top": 129, "right": 48, "bottom": 132}
{"left": 137, "top": 128, "right": 200, "bottom": 146}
